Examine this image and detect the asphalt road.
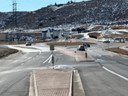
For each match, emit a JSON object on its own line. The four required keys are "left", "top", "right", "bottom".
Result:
{"left": 60, "top": 42, "right": 128, "bottom": 96}
{"left": 0, "top": 43, "right": 128, "bottom": 96}
{"left": 82, "top": 42, "right": 128, "bottom": 96}
{"left": 0, "top": 43, "right": 76, "bottom": 96}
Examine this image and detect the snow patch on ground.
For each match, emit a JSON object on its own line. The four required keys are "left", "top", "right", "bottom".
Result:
{"left": 7, "top": 44, "right": 50, "bottom": 52}
{"left": 49, "top": 5, "right": 67, "bottom": 11}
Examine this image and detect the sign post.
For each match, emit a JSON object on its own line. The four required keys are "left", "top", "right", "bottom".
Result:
{"left": 50, "top": 45, "right": 54, "bottom": 51}
{"left": 84, "top": 47, "right": 87, "bottom": 60}
{"left": 50, "top": 45, "right": 54, "bottom": 69}
{"left": 85, "top": 50, "right": 87, "bottom": 60}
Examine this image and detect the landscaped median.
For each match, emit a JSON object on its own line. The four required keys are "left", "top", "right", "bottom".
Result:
{"left": 46, "top": 41, "right": 95, "bottom": 46}
{"left": 29, "top": 69, "right": 85, "bottom": 96}
{"left": 0, "top": 48, "right": 18, "bottom": 58}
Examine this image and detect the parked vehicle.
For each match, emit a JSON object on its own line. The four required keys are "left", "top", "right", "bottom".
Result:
{"left": 103, "top": 40, "right": 110, "bottom": 43}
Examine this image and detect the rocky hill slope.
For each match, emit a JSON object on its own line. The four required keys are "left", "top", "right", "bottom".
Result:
{"left": 0, "top": 0, "right": 128, "bottom": 29}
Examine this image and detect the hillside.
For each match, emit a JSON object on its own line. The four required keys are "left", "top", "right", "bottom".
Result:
{"left": 0, "top": 0, "right": 128, "bottom": 29}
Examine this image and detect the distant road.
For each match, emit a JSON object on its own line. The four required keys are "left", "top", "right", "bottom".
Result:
{"left": 0, "top": 45, "right": 9, "bottom": 48}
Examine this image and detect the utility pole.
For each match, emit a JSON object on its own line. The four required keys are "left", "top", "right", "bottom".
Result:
{"left": 12, "top": 0, "right": 18, "bottom": 28}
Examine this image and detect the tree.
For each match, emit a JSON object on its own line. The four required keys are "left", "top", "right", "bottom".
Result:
{"left": 54, "top": 2, "right": 57, "bottom": 6}
{"left": 70, "top": 0, "right": 73, "bottom": 3}
{"left": 67, "top": 1, "right": 70, "bottom": 4}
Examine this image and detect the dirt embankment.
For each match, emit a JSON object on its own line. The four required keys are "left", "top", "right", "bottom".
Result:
{"left": 0, "top": 48, "right": 18, "bottom": 58}
{"left": 47, "top": 41, "right": 95, "bottom": 46}
{"left": 106, "top": 47, "right": 128, "bottom": 56}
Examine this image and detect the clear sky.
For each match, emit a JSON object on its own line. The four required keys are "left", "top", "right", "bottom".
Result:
{"left": 0, "top": 0, "right": 84, "bottom": 12}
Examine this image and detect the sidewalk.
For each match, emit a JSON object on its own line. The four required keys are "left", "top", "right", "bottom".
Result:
{"left": 29, "top": 69, "right": 72, "bottom": 96}
{"left": 55, "top": 46, "right": 94, "bottom": 62}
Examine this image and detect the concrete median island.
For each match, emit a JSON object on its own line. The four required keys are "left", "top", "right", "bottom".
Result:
{"left": 29, "top": 69, "right": 85, "bottom": 96}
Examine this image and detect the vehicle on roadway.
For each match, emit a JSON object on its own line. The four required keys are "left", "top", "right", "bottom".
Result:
{"left": 83, "top": 43, "right": 90, "bottom": 48}
{"left": 77, "top": 43, "right": 90, "bottom": 51}
{"left": 77, "top": 45, "right": 85, "bottom": 51}
{"left": 103, "top": 40, "right": 110, "bottom": 43}
{"left": 26, "top": 42, "right": 32, "bottom": 46}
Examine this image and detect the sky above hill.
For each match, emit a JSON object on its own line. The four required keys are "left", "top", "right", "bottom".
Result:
{"left": 0, "top": 0, "right": 85, "bottom": 12}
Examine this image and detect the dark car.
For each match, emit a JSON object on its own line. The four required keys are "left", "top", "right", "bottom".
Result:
{"left": 26, "top": 42, "right": 32, "bottom": 46}
{"left": 83, "top": 43, "right": 90, "bottom": 48}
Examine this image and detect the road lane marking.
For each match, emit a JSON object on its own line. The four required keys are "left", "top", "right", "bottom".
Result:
{"left": 102, "top": 66, "right": 128, "bottom": 81}
{"left": 48, "top": 55, "right": 52, "bottom": 63}
{"left": 43, "top": 55, "right": 52, "bottom": 63}
{"left": 33, "top": 71, "right": 39, "bottom": 96}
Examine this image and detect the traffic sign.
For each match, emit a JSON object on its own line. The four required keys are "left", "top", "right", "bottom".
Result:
{"left": 50, "top": 45, "right": 54, "bottom": 50}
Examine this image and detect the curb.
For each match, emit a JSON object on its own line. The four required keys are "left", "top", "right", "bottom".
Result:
{"left": 73, "top": 70, "right": 85, "bottom": 96}
{"left": 33, "top": 71, "right": 38, "bottom": 96}
{"left": 69, "top": 71, "right": 73, "bottom": 96}
{"left": 29, "top": 72, "right": 34, "bottom": 96}
{"left": 28, "top": 69, "right": 85, "bottom": 96}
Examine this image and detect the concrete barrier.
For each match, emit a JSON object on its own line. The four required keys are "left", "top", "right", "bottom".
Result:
{"left": 29, "top": 72, "right": 34, "bottom": 96}
{"left": 33, "top": 71, "right": 39, "bottom": 96}
{"left": 73, "top": 70, "right": 85, "bottom": 96}
{"left": 69, "top": 71, "right": 73, "bottom": 96}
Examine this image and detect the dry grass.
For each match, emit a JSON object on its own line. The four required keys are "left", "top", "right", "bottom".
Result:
{"left": 46, "top": 41, "right": 95, "bottom": 46}
{"left": 0, "top": 40, "right": 44, "bottom": 45}
{"left": 111, "top": 26, "right": 128, "bottom": 29}
{"left": 0, "top": 48, "right": 18, "bottom": 58}
{"left": 106, "top": 47, "right": 128, "bottom": 56}
{"left": 0, "top": 41, "right": 24, "bottom": 45}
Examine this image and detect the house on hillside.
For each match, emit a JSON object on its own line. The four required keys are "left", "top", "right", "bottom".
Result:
{"left": 110, "top": 34, "right": 128, "bottom": 43}
{"left": 42, "top": 28, "right": 69, "bottom": 40}
{"left": 0, "top": 32, "right": 42, "bottom": 42}
{"left": 42, "top": 30, "right": 50, "bottom": 40}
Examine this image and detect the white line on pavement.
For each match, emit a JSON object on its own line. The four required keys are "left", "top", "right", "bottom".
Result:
{"left": 43, "top": 55, "right": 52, "bottom": 64}
{"left": 48, "top": 55, "right": 52, "bottom": 63}
{"left": 103, "top": 66, "right": 128, "bottom": 81}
